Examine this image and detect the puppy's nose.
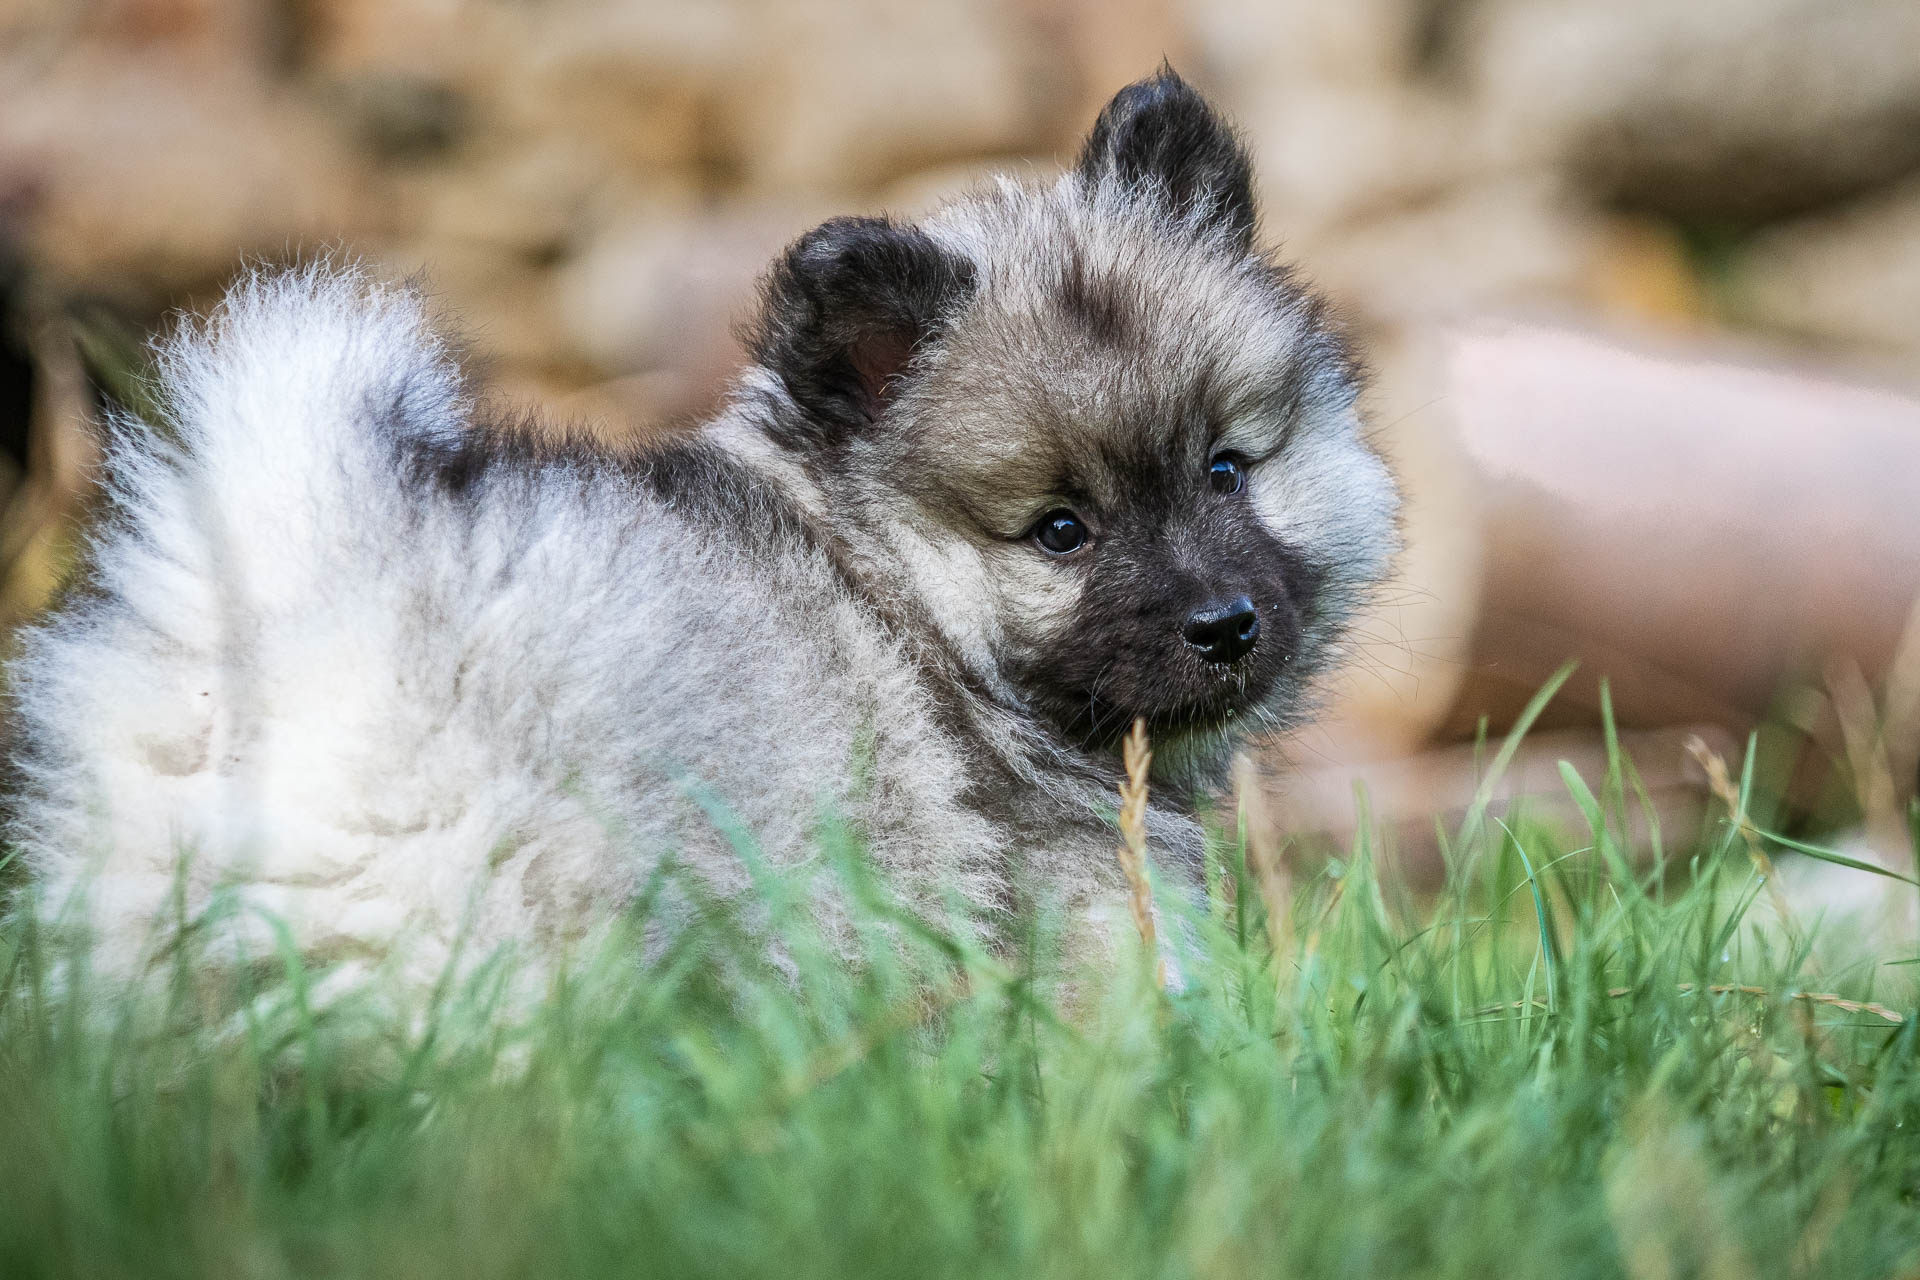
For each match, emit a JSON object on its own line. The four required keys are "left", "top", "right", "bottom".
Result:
{"left": 1183, "top": 595, "right": 1259, "bottom": 664}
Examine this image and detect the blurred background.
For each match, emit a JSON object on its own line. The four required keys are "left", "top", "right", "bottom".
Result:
{"left": 1, "top": 1, "right": 1917, "bottom": 937}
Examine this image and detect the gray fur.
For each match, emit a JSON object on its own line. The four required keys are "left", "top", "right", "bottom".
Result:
{"left": 7, "top": 73, "right": 1399, "bottom": 991}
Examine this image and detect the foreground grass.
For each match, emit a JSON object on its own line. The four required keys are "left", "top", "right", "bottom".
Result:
{"left": 3, "top": 719, "right": 1919, "bottom": 1278}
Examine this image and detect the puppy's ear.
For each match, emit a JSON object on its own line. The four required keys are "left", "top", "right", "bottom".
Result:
{"left": 749, "top": 216, "right": 975, "bottom": 445}
{"left": 1077, "top": 67, "right": 1256, "bottom": 249}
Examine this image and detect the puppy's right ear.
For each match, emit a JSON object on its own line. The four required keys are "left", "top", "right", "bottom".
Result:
{"left": 748, "top": 216, "right": 975, "bottom": 448}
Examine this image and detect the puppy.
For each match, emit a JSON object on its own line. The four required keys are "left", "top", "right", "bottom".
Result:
{"left": 7, "top": 71, "right": 1398, "bottom": 989}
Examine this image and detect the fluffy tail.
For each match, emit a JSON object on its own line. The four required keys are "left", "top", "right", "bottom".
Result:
{"left": 9, "top": 263, "right": 478, "bottom": 980}
{"left": 108, "top": 261, "right": 468, "bottom": 614}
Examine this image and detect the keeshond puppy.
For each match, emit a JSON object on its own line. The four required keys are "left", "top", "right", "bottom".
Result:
{"left": 8, "top": 71, "right": 1398, "bottom": 989}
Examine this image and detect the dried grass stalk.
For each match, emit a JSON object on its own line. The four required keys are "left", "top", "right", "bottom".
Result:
{"left": 1883, "top": 595, "right": 1920, "bottom": 812}
{"left": 1477, "top": 984, "right": 1904, "bottom": 1025}
{"left": 1233, "top": 753, "right": 1293, "bottom": 993}
{"left": 1826, "top": 655, "right": 1908, "bottom": 857}
{"left": 1115, "top": 718, "right": 1166, "bottom": 989}
{"left": 1686, "top": 734, "right": 1811, "bottom": 965}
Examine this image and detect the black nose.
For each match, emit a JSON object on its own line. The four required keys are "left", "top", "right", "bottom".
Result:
{"left": 1183, "top": 595, "right": 1259, "bottom": 664}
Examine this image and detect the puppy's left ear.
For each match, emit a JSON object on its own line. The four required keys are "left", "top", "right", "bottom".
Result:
{"left": 1077, "top": 67, "right": 1256, "bottom": 250}
{"left": 749, "top": 216, "right": 975, "bottom": 447}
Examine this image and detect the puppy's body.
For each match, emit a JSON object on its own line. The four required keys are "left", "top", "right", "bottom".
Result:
{"left": 9, "top": 74, "right": 1397, "bottom": 984}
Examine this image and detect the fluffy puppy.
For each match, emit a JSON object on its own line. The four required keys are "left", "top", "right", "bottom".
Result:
{"left": 7, "top": 71, "right": 1398, "bottom": 988}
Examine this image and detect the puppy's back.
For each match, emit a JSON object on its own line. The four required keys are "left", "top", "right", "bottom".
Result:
{"left": 10, "top": 265, "right": 996, "bottom": 989}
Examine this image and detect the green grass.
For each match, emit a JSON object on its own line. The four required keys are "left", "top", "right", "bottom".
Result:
{"left": 3, "top": 711, "right": 1919, "bottom": 1279}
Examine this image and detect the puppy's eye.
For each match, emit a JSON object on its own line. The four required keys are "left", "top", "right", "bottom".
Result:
{"left": 1208, "top": 454, "right": 1247, "bottom": 496}
{"left": 1032, "top": 509, "right": 1089, "bottom": 556}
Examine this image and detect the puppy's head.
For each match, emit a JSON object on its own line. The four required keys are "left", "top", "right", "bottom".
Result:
{"left": 741, "top": 70, "right": 1398, "bottom": 768}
